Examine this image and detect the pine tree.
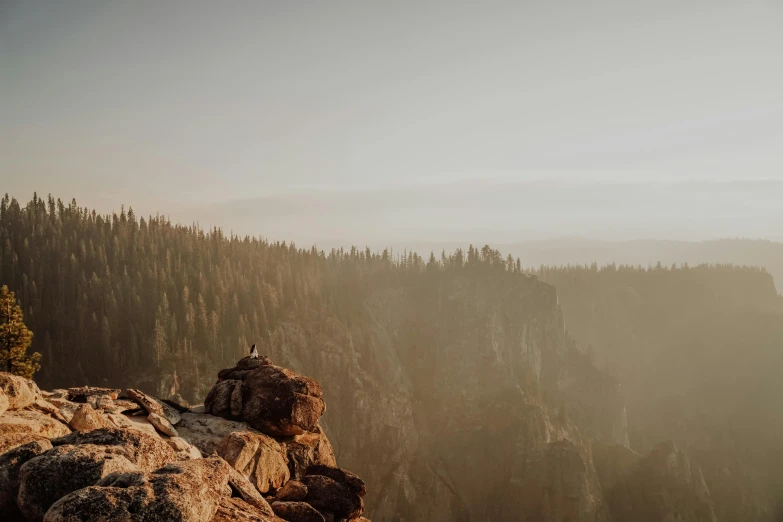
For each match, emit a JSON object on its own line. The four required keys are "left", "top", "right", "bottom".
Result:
{"left": 0, "top": 285, "right": 41, "bottom": 378}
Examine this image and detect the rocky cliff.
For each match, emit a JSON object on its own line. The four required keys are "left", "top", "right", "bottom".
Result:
{"left": 0, "top": 361, "right": 370, "bottom": 522}
{"left": 251, "top": 271, "right": 715, "bottom": 521}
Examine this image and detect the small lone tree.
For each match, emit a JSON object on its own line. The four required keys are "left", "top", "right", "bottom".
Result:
{"left": 0, "top": 285, "right": 41, "bottom": 378}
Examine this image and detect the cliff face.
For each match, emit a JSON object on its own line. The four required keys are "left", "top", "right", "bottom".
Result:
{"left": 258, "top": 273, "right": 656, "bottom": 521}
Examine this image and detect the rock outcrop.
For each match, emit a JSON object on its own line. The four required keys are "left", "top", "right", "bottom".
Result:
{"left": 206, "top": 357, "right": 326, "bottom": 437}
{"left": 0, "top": 363, "right": 370, "bottom": 522}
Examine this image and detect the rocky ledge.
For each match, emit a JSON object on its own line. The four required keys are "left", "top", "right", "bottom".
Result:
{"left": 0, "top": 358, "right": 370, "bottom": 522}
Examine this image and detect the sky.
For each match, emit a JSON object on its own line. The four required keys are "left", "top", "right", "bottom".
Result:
{"left": 2, "top": 1, "right": 783, "bottom": 244}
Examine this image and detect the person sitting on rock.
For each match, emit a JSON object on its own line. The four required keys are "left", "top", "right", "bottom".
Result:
{"left": 249, "top": 343, "right": 259, "bottom": 359}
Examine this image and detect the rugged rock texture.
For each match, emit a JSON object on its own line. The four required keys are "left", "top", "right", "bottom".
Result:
{"left": 0, "top": 363, "right": 370, "bottom": 522}
{"left": 69, "top": 403, "right": 111, "bottom": 432}
{"left": 593, "top": 440, "right": 718, "bottom": 522}
{"left": 212, "top": 496, "right": 285, "bottom": 522}
{"left": 18, "top": 444, "right": 141, "bottom": 521}
{"left": 0, "top": 410, "right": 71, "bottom": 438}
{"left": 67, "top": 386, "right": 120, "bottom": 402}
{"left": 271, "top": 501, "right": 325, "bottom": 522}
{"left": 216, "top": 430, "right": 290, "bottom": 493}
{"left": 0, "top": 439, "right": 53, "bottom": 520}
{"left": 44, "top": 457, "right": 231, "bottom": 522}
{"left": 0, "top": 373, "right": 40, "bottom": 412}
{"left": 205, "top": 358, "right": 326, "bottom": 437}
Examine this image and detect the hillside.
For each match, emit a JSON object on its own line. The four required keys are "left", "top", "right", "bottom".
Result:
{"left": 536, "top": 264, "right": 783, "bottom": 521}
{"left": 2, "top": 194, "right": 781, "bottom": 520}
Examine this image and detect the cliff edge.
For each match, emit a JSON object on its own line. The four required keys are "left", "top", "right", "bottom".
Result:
{"left": 0, "top": 360, "right": 370, "bottom": 522}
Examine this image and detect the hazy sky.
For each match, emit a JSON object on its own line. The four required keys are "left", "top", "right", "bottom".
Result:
{"left": 2, "top": 1, "right": 783, "bottom": 243}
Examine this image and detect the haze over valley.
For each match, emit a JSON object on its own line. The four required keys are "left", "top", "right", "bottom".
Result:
{"left": 2, "top": 2, "right": 783, "bottom": 522}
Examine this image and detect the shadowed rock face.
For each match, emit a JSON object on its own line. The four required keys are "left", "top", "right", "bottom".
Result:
{"left": 205, "top": 358, "right": 326, "bottom": 437}
{"left": 0, "top": 439, "right": 52, "bottom": 520}
{"left": 44, "top": 457, "right": 232, "bottom": 522}
{"left": 593, "top": 440, "right": 718, "bottom": 522}
{"left": 0, "top": 373, "right": 40, "bottom": 413}
{"left": 18, "top": 444, "right": 141, "bottom": 521}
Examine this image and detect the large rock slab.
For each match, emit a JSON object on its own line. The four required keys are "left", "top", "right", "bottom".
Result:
{"left": 271, "top": 501, "right": 325, "bottom": 522}
{"left": 43, "top": 456, "right": 232, "bottom": 522}
{"left": 283, "top": 428, "right": 337, "bottom": 480}
{"left": 205, "top": 379, "right": 242, "bottom": 418}
{"left": 0, "top": 372, "right": 39, "bottom": 412}
{"left": 301, "top": 474, "right": 363, "bottom": 520}
{"left": 241, "top": 365, "right": 325, "bottom": 437}
{"left": 167, "top": 437, "right": 203, "bottom": 460}
{"left": 217, "top": 431, "right": 289, "bottom": 494}
{"left": 275, "top": 480, "right": 308, "bottom": 502}
{"left": 126, "top": 388, "right": 165, "bottom": 416}
{"left": 306, "top": 465, "right": 366, "bottom": 497}
{"left": 205, "top": 359, "right": 325, "bottom": 437}
{"left": 17, "top": 444, "right": 140, "bottom": 521}
{"left": 228, "top": 467, "right": 275, "bottom": 516}
{"left": 51, "top": 428, "right": 176, "bottom": 471}
{"left": 148, "top": 412, "right": 179, "bottom": 437}
{"left": 0, "top": 410, "right": 71, "bottom": 438}
{"left": 177, "top": 412, "right": 260, "bottom": 455}
{"left": 211, "top": 496, "right": 286, "bottom": 522}
{"left": 45, "top": 398, "right": 80, "bottom": 423}
{"left": 68, "top": 404, "right": 111, "bottom": 432}
{"left": 0, "top": 432, "right": 51, "bottom": 455}
{"left": 0, "top": 439, "right": 52, "bottom": 520}
{"left": 66, "top": 386, "right": 120, "bottom": 402}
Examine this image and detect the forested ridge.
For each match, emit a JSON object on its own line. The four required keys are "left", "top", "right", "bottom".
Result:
{"left": 0, "top": 193, "right": 527, "bottom": 397}
{"left": 4, "top": 193, "right": 783, "bottom": 520}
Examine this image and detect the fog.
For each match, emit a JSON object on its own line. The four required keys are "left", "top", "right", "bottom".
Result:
{"left": 3, "top": 1, "right": 783, "bottom": 245}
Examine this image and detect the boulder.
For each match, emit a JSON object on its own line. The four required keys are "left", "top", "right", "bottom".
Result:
{"left": 284, "top": 428, "right": 337, "bottom": 479}
{"left": 161, "top": 401, "right": 183, "bottom": 426}
{"left": 216, "top": 431, "right": 289, "bottom": 494}
{"left": 66, "top": 386, "right": 120, "bottom": 402}
{"left": 270, "top": 501, "right": 325, "bottom": 522}
{"left": 45, "top": 398, "right": 80, "bottom": 423}
{"left": 0, "top": 439, "right": 52, "bottom": 520}
{"left": 306, "top": 465, "right": 366, "bottom": 497}
{"left": 0, "top": 410, "right": 71, "bottom": 438}
{"left": 68, "top": 404, "right": 111, "bottom": 432}
{"left": 177, "top": 412, "right": 260, "bottom": 456}
{"left": 17, "top": 444, "right": 141, "bottom": 521}
{"left": 43, "top": 456, "right": 231, "bottom": 522}
{"left": 86, "top": 394, "right": 116, "bottom": 411}
{"left": 0, "top": 432, "right": 50, "bottom": 455}
{"left": 112, "top": 399, "right": 143, "bottom": 413}
{"left": 0, "top": 372, "right": 39, "bottom": 411}
{"left": 167, "top": 437, "right": 203, "bottom": 460}
{"left": 126, "top": 388, "right": 165, "bottom": 416}
{"left": 275, "top": 480, "right": 308, "bottom": 502}
{"left": 205, "top": 379, "right": 241, "bottom": 418}
{"left": 228, "top": 466, "right": 275, "bottom": 516}
{"left": 205, "top": 360, "right": 325, "bottom": 437}
{"left": 241, "top": 365, "right": 325, "bottom": 436}
{"left": 301, "top": 474, "right": 363, "bottom": 520}
{"left": 51, "top": 428, "right": 176, "bottom": 471}
{"left": 148, "top": 412, "right": 179, "bottom": 437}
{"left": 31, "top": 399, "right": 68, "bottom": 423}
{"left": 211, "top": 496, "right": 285, "bottom": 522}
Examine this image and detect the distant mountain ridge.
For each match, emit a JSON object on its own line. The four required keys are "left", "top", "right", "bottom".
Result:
{"left": 319, "top": 238, "right": 783, "bottom": 292}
